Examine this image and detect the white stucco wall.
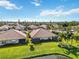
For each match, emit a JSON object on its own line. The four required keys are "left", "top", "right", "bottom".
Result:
{"left": 5, "top": 40, "right": 19, "bottom": 44}
{"left": 0, "top": 40, "right": 19, "bottom": 46}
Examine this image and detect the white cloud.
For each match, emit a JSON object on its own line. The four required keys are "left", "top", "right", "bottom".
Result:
{"left": 40, "top": 8, "right": 79, "bottom": 16}
{"left": 32, "top": 2, "right": 40, "bottom": 6}
{"left": 31, "top": 0, "right": 41, "bottom": 6}
{"left": 0, "top": 0, "right": 22, "bottom": 10}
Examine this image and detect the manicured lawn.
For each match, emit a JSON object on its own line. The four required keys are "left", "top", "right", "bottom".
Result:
{"left": 0, "top": 42, "right": 78, "bottom": 59}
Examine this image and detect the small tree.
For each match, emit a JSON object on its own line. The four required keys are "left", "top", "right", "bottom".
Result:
{"left": 58, "top": 32, "right": 66, "bottom": 42}
{"left": 26, "top": 32, "right": 30, "bottom": 43}
{"left": 26, "top": 32, "right": 35, "bottom": 51}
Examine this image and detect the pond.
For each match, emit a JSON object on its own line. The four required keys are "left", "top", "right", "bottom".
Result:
{"left": 24, "top": 54, "right": 72, "bottom": 59}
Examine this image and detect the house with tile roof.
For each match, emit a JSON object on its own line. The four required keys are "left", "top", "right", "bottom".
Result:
{"left": 0, "top": 25, "right": 10, "bottom": 31}
{"left": 30, "top": 28, "right": 57, "bottom": 43}
{"left": 15, "top": 22, "right": 25, "bottom": 30}
{"left": 0, "top": 25, "right": 14, "bottom": 31}
{"left": 0, "top": 29, "right": 27, "bottom": 46}
{"left": 39, "top": 24, "right": 47, "bottom": 29}
{"left": 28, "top": 25, "right": 38, "bottom": 30}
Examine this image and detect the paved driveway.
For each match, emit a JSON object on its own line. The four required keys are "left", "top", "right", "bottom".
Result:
{"left": 32, "top": 55, "right": 71, "bottom": 59}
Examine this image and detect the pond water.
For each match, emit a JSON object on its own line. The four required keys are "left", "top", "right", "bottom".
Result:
{"left": 31, "top": 55, "right": 71, "bottom": 59}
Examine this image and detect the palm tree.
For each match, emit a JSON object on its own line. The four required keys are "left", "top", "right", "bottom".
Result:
{"left": 26, "top": 32, "right": 35, "bottom": 51}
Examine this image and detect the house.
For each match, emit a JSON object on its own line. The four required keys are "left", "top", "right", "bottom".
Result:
{"left": 15, "top": 22, "right": 25, "bottom": 30}
{"left": 49, "top": 30, "right": 67, "bottom": 34}
{"left": 30, "top": 28, "right": 57, "bottom": 43}
{"left": 28, "top": 25, "right": 38, "bottom": 30}
{"left": 39, "top": 24, "right": 47, "bottom": 29}
{"left": 0, "top": 29, "right": 26, "bottom": 46}
{"left": 0, "top": 25, "right": 14, "bottom": 31}
{"left": 0, "top": 25, "right": 10, "bottom": 31}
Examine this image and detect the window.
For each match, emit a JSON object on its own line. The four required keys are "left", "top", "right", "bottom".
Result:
{"left": 6, "top": 40, "right": 18, "bottom": 44}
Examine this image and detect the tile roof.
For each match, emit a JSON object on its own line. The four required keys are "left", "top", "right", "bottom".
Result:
{"left": 40, "top": 25, "right": 47, "bottom": 29}
{"left": 0, "top": 25, "right": 9, "bottom": 30}
{"left": 15, "top": 23, "right": 25, "bottom": 30}
{"left": 28, "top": 25, "right": 38, "bottom": 29}
{"left": 0, "top": 29, "right": 26, "bottom": 41}
{"left": 30, "top": 28, "right": 56, "bottom": 38}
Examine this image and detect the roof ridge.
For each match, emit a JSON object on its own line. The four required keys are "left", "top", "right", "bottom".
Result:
{"left": 32, "top": 28, "right": 43, "bottom": 37}
{"left": 32, "top": 28, "right": 41, "bottom": 37}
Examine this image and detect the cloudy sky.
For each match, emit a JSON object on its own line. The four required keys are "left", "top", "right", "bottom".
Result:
{"left": 0, "top": 0, "right": 79, "bottom": 22}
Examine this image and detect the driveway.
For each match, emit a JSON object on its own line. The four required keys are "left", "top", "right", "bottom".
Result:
{"left": 31, "top": 55, "right": 71, "bottom": 59}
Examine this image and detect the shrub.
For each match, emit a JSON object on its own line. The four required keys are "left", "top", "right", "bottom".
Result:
{"left": 29, "top": 44, "right": 35, "bottom": 51}
{"left": 58, "top": 43, "right": 79, "bottom": 56}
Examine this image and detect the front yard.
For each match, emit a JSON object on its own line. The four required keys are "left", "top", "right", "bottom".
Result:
{"left": 0, "top": 42, "right": 78, "bottom": 59}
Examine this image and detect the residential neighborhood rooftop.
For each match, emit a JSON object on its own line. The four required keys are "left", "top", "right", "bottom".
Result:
{"left": 30, "top": 28, "right": 56, "bottom": 38}
{"left": 0, "top": 29, "right": 26, "bottom": 41}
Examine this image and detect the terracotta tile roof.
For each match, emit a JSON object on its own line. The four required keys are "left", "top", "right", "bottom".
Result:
{"left": 30, "top": 28, "right": 56, "bottom": 38}
{"left": 0, "top": 29, "right": 26, "bottom": 41}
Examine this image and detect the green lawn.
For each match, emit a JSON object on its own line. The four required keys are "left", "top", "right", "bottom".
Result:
{"left": 0, "top": 42, "right": 78, "bottom": 59}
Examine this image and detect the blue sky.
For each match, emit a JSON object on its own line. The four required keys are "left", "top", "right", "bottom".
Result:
{"left": 0, "top": 0, "right": 79, "bottom": 22}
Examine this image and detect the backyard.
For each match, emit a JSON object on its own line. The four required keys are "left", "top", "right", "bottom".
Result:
{"left": 0, "top": 41, "right": 79, "bottom": 59}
